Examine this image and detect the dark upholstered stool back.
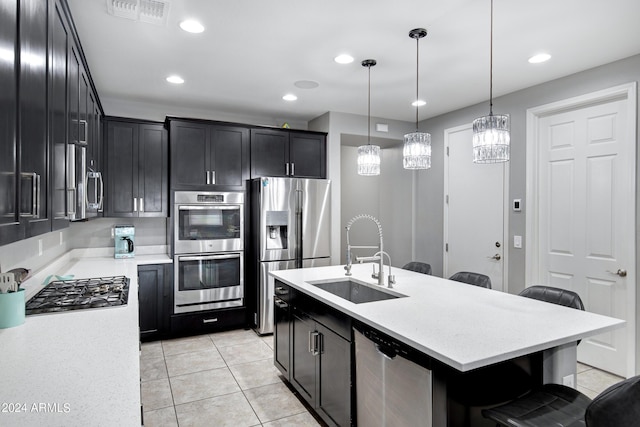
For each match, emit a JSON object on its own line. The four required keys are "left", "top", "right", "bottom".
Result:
{"left": 519, "top": 285, "right": 585, "bottom": 310}
{"left": 401, "top": 261, "right": 432, "bottom": 275}
{"left": 448, "top": 271, "right": 492, "bottom": 289}
{"left": 586, "top": 374, "right": 640, "bottom": 426}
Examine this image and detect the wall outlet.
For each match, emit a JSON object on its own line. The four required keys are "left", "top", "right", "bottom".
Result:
{"left": 59, "top": 231, "right": 64, "bottom": 246}
{"left": 562, "top": 374, "right": 575, "bottom": 388}
{"left": 514, "top": 235, "right": 522, "bottom": 248}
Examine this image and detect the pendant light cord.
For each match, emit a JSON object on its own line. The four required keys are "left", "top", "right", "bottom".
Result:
{"left": 415, "top": 35, "right": 419, "bottom": 130}
{"left": 489, "top": 0, "right": 494, "bottom": 115}
{"left": 368, "top": 64, "right": 371, "bottom": 145}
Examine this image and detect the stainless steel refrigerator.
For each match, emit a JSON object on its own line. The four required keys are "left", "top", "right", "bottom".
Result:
{"left": 251, "top": 177, "right": 331, "bottom": 335}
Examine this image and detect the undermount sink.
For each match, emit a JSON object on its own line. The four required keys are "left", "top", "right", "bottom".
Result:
{"left": 307, "top": 278, "right": 407, "bottom": 304}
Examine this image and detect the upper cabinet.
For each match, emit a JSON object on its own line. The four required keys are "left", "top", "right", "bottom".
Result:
{"left": 0, "top": 0, "right": 20, "bottom": 245}
{"left": 250, "top": 129, "right": 326, "bottom": 179}
{"left": 104, "top": 119, "right": 168, "bottom": 218}
{"left": 0, "top": 0, "right": 104, "bottom": 246}
{"left": 168, "top": 118, "right": 249, "bottom": 191}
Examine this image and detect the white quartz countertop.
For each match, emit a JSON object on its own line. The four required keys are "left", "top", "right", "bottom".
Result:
{"left": 271, "top": 264, "right": 625, "bottom": 372}
{"left": 0, "top": 249, "right": 171, "bottom": 427}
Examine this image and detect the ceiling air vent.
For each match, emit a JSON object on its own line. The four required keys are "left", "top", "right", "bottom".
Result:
{"left": 106, "top": 0, "right": 171, "bottom": 26}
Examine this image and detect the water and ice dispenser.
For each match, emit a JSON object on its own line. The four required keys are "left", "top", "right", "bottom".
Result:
{"left": 265, "top": 211, "right": 288, "bottom": 250}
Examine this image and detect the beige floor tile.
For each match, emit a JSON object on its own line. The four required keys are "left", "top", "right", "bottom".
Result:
{"left": 577, "top": 385, "right": 599, "bottom": 400}
{"left": 170, "top": 367, "right": 241, "bottom": 405}
{"left": 140, "top": 356, "right": 168, "bottom": 382}
{"left": 229, "top": 358, "right": 281, "bottom": 390}
{"left": 165, "top": 349, "right": 226, "bottom": 377}
{"left": 244, "top": 382, "right": 307, "bottom": 423}
{"left": 141, "top": 341, "right": 164, "bottom": 359}
{"left": 577, "top": 362, "right": 592, "bottom": 373}
{"left": 210, "top": 328, "right": 261, "bottom": 348}
{"left": 262, "top": 335, "right": 274, "bottom": 349}
{"left": 175, "top": 392, "right": 261, "bottom": 427}
{"left": 262, "top": 411, "right": 322, "bottom": 427}
{"left": 218, "top": 340, "right": 273, "bottom": 366}
{"left": 141, "top": 377, "right": 174, "bottom": 411}
{"left": 143, "top": 406, "right": 178, "bottom": 427}
{"left": 162, "top": 335, "right": 215, "bottom": 357}
{"left": 577, "top": 368, "right": 623, "bottom": 394}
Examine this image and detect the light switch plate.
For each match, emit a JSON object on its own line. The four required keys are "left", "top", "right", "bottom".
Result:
{"left": 514, "top": 235, "right": 522, "bottom": 248}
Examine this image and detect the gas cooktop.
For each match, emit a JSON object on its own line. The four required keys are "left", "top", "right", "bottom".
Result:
{"left": 25, "top": 276, "right": 130, "bottom": 315}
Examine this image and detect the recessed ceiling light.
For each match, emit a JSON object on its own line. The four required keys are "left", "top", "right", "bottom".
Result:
{"left": 528, "top": 53, "right": 551, "bottom": 64}
{"left": 282, "top": 94, "right": 298, "bottom": 101}
{"left": 179, "top": 19, "right": 204, "bottom": 33}
{"left": 166, "top": 75, "right": 184, "bottom": 84}
{"left": 294, "top": 80, "right": 319, "bottom": 89}
{"left": 411, "top": 100, "right": 426, "bottom": 107}
{"left": 334, "top": 54, "right": 354, "bottom": 64}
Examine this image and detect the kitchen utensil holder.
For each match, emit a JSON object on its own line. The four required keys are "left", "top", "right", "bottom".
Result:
{"left": 0, "top": 289, "right": 25, "bottom": 329}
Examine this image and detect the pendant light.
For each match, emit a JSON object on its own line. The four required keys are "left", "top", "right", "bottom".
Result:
{"left": 403, "top": 28, "right": 431, "bottom": 170}
{"left": 357, "top": 59, "right": 381, "bottom": 176}
{"left": 472, "top": 0, "right": 510, "bottom": 163}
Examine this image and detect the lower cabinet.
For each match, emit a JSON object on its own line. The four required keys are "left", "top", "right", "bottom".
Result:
{"left": 138, "top": 263, "right": 173, "bottom": 341}
{"left": 274, "top": 280, "right": 352, "bottom": 427}
{"left": 170, "top": 307, "right": 246, "bottom": 334}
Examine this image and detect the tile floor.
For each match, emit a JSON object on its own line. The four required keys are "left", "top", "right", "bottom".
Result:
{"left": 140, "top": 329, "right": 623, "bottom": 427}
{"left": 140, "top": 329, "right": 321, "bottom": 427}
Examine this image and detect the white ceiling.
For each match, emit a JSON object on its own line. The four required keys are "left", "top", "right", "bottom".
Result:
{"left": 67, "top": 0, "right": 640, "bottom": 125}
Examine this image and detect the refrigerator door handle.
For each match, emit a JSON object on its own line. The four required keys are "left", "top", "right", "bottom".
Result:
{"left": 295, "top": 188, "right": 303, "bottom": 268}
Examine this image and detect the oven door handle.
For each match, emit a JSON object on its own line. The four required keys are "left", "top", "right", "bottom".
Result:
{"left": 178, "top": 205, "right": 240, "bottom": 210}
{"left": 178, "top": 254, "right": 241, "bottom": 262}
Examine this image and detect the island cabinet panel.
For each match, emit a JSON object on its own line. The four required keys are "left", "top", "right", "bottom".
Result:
{"left": 276, "top": 280, "right": 352, "bottom": 427}
{"left": 138, "top": 263, "right": 173, "bottom": 341}
{"left": 168, "top": 118, "right": 249, "bottom": 191}
{"left": 274, "top": 284, "right": 292, "bottom": 380}
{"left": 104, "top": 119, "right": 168, "bottom": 218}
{"left": 250, "top": 129, "right": 326, "bottom": 179}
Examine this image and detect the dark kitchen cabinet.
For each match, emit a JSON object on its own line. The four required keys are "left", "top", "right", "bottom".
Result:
{"left": 168, "top": 119, "right": 249, "bottom": 190}
{"left": 19, "top": 0, "right": 50, "bottom": 237}
{"left": 250, "top": 129, "right": 326, "bottom": 179}
{"left": 105, "top": 119, "right": 168, "bottom": 218}
{"left": 138, "top": 263, "right": 173, "bottom": 341}
{"left": 278, "top": 280, "right": 352, "bottom": 427}
{"left": 49, "top": 0, "right": 70, "bottom": 230}
{"left": 274, "top": 284, "right": 292, "bottom": 380}
{"left": 0, "top": 0, "right": 20, "bottom": 245}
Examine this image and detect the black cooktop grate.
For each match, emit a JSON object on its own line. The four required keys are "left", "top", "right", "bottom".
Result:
{"left": 25, "top": 276, "right": 130, "bottom": 315}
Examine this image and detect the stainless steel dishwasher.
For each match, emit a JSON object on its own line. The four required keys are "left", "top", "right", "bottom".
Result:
{"left": 355, "top": 326, "right": 433, "bottom": 427}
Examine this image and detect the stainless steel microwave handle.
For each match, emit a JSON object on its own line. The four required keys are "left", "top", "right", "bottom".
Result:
{"left": 177, "top": 205, "right": 241, "bottom": 210}
{"left": 178, "top": 253, "right": 241, "bottom": 262}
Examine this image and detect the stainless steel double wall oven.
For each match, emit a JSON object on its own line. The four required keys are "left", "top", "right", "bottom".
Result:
{"left": 171, "top": 191, "right": 244, "bottom": 314}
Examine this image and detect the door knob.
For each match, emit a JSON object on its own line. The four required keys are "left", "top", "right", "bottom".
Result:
{"left": 608, "top": 269, "right": 627, "bottom": 277}
{"left": 489, "top": 254, "right": 501, "bottom": 261}
{"left": 495, "top": 241, "right": 501, "bottom": 248}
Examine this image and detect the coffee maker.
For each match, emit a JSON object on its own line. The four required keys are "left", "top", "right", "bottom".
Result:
{"left": 114, "top": 225, "right": 135, "bottom": 259}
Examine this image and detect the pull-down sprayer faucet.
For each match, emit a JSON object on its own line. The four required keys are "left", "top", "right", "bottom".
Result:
{"left": 344, "top": 214, "right": 394, "bottom": 288}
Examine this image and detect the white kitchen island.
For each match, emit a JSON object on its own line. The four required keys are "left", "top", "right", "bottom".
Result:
{"left": 0, "top": 249, "right": 171, "bottom": 427}
{"left": 271, "top": 263, "right": 625, "bottom": 427}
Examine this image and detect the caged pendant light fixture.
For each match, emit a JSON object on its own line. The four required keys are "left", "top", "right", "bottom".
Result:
{"left": 472, "top": 0, "right": 510, "bottom": 163}
{"left": 357, "top": 59, "right": 381, "bottom": 176}
{"left": 403, "top": 28, "right": 431, "bottom": 170}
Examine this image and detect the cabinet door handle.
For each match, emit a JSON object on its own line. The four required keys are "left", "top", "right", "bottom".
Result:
{"left": 291, "top": 163, "right": 295, "bottom": 176}
{"left": 309, "top": 331, "right": 320, "bottom": 356}
{"left": 20, "top": 172, "right": 40, "bottom": 218}
{"left": 202, "top": 318, "right": 218, "bottom": 324}
{"left": 211, "top": 170, "right": 216, "bottom": 184}
{"left": 133, "top": 198, "right": 137, "bottom": 212}
{"left": 285, "top": 163, "right": 290, "bottom": 176}
{"left": 206, "top": 170, "right": 210, "bottom": 185}
{"left": 139, "top": 198, "right": 144, "bottom": 212}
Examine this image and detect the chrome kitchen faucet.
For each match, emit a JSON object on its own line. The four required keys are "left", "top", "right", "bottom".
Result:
{"left": 344, "top": 214, "right": 395, "bottom": 288}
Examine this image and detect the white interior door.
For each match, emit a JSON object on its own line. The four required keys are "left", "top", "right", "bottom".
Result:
{"left": 444, "top": 124, "right": 508, "bottom": 291}
{"left": 527, "top": 84, "right": 636, "bottom": 377}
